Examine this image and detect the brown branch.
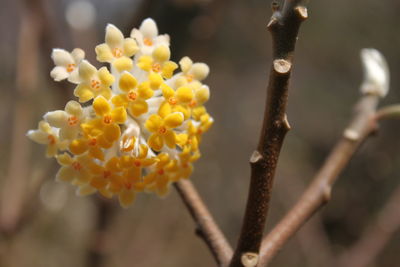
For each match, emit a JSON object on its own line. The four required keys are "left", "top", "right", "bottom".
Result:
{"left": 337, "top": 183, "right": 400, "bottom": 267}
{"left": 174, "top": 180, "right": 233, "bottom": 267}
{"left": 0, "top": 0, "right": 42, "bottom": 234}
{"left": 229, "top": 1, "right": 308, "bottom": 266}
{"left": 258, "top": 93, "right": 381, "bottom": 266}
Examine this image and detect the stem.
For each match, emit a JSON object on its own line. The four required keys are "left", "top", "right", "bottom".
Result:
{"left": 258, "top": 94, "right": 380, "bottom": 266}
{"left": 174, "top": 180, "right": 233, "bottom": 266}
{"left": 229, "top": 1, "right": 307, "bottom": 266}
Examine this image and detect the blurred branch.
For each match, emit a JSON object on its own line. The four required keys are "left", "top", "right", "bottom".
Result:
{"left": 174, "top": 180, "right": 233, "bottom": 267}
{"left": 0, "top": 0, "right": 42, "bottom": 234}
{"left": 88, "top": 200, "right": 115, "bottom": 267}
{"left": 229, "top": 1, "right": 308, "bottom": 266}
{"left": 337, "top": 183, "right": 400, "bottom": 267}
{"left": 258, "top": 48, "right": 390, "bottom": 266}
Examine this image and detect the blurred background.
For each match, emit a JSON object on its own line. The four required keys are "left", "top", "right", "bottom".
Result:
{"left": 1, "top": 0, "right": 400, "bottom": 266}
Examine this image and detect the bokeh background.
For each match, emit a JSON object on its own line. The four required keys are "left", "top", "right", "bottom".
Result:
{"left": 1, "top": 0, "right": 400, "bottom": 266}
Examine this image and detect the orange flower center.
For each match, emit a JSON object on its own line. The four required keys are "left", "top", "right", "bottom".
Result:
{"left": 168, "top": 97, "right": 177, "bottom": 105}
{"left": 66, "top": 63, "right": 76, "bottom": 73}
{"left": 91, "top": 79, "right": 101, "bottom": 90}
{"left": 188, "top": 100, "right": 197, "bottom": 108}
{"left": 112, "top": 47, "right": 123, "bottom": 58}
{"left": 128, "top": 91, "right": 137, "bottom": 101}
{"left": 125, "top": 182, "right": 132, "bottom": 189}
{"left": 68, "top": 116, "right": 79, "bottom": 126}
{"left": 197, "top": 129, "right": 203, "bottom": 135}
{"left": 158, "top": 126, "right": 167, "bottom": 135}
{"left": 103, "top": 170, "right": 112, "bottom": 178}
{"left": 103, "top": 115, "right": 112, "bottom": 124}
{"left": 157, "top": 169, "right": 164, "bottom": 175}
{"left": 47, "top": 135, "right": 56, "bottom": 145}
{"left": 185, "top": 74, "right": 194, "bottom": 82}
{"left": 72, "top": 161, "right": 82, "bottom": 171}
{"left": 89, "top": 138, "right": 97, "bottom": 146}
{"left": 134, "top": 160, "right": 141, "bottom": 167}
{"left": 143, "top": 37, "right": 153, "bottom": 46}
{"left": 152, "top": 63, "right": 161, "bottom": 73}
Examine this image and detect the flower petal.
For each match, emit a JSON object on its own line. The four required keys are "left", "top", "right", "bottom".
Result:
{"left": 51, "top": 49, "right": 74, "bottom": 66}
{"left": 105, "top": 24, "right": 124, "bottom": 48}
{"left": 148, "top": 133, "right": 163, "bottom": 151}
{"left": 111, "top": 106, "right": 127, "bottom": 124}
{"left": 123, "top": 38, "right": 139, "bottom": 57}
{"left": 65, "top": 100, "right": 83, "bottom": 117}
{"left": 145, "top": 114, "right": 163, "bottom": 132}
{"left": 119, "top": 72, "right": 137, "bottom": 92}
{"left": 56, "top": 166, "right": 75, "bottom": 182}
{"left": 74, "top": 84, "right": 94, "bottom": 103}
{"left": 44, "top": 110, "right": 68, "bottom": 128}
{"left": 119, "top": 189, "right": 135, "bottom": 208}
{"left": 93, "top": 96, "right": 111, "bottom": 116}
{"left": 50, "top": 66, "right": 69, "bottom": 82}
{"left": 139, "top": 18, "right": 158, "bottom": 38}
{"left": 164, "top": 130, "right": 176, "bottom": 148}
{"left": 98, "top": 67, "right": 114, "bottom": 87}
{"left": 78, "top": 60, "right": 96, "bottom": 81}
{"left": 112, "top": 57, "right": 133, "bottom": 72}
{"left": 103, "top": 123, "right": 121, "bottom": 143}
{"left": 130, "top": 99, "right": 148, "bottom": 117}
{"left": 176, "top": 86, "right": 194, "bottom": 103}
{"left": 164, "top": 112, "right": 184, "bottom": 129}
{"left": 95, "top": 43, "right": 113, "bottom": 62}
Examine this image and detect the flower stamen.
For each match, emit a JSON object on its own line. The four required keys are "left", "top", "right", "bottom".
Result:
{"left": 66, "top": 63, "right": 76, "bottom": 73}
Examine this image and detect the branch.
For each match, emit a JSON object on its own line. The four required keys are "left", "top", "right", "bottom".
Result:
{"left": 229, "top": 1, "right": 308, "bottom": 266}
{"left": 174, "top": 180, "right": 233, "bottom": 266}
{"left": 336, "top": 182, "right": 400, "bottom": 267}
{"left": 258, "top": 48, "right": 390, "bottom": 266}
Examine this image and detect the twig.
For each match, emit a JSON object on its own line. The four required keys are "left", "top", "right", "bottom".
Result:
{"left": 229, "top": 1, "right": 307, "bottom": 266}
{"left": 336, "top": 184, "right": 400, "bottom": 267}
{"left": 0, "top": 0, "right": 41, "bottom": 234}
{"left": 258, "top": 48, "right": 391, "bottom": 266}
{"left": 174, "top": 180, "right": 233, "bottom": 266}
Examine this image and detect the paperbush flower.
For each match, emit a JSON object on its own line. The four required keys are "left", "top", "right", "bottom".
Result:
{"left": 27, "top": 18, "right": 213, "bottom": 208}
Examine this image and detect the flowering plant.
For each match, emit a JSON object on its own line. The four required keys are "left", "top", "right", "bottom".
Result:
{"left": 27, "top": 18, "right": 213, "bottom": 207}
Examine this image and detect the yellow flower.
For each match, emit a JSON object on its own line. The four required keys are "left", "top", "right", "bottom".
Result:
{"left": 95, "top": 24, "right": 138, "bottom": 72}
{"left": 55, "top": 153, "right": 92, "bottom": 185}
{"left": 44, "top": 100, "right": 84, "bottom": 140}
{"left": 175, "top": 56, "right": 209, "bottom": 87}
{"left": 144, "top": 153, "right": 175, "bottom": 196}
{"left": 112, "top": 72, "right": 154, "bottom": 117}
{"left": 84, "top": 96, "right": 127, "bottom": 144}
{"left": 145, "top": 102, "right": 184, "bottom": 151}
{"left": 74, "top": 60, "right": 114, "bottom": 103}
{"left": 137, "top": 45, "right": 178, "bottom": 79}
{"left": 27, "top": 121, "right": 68, "bottom": 157}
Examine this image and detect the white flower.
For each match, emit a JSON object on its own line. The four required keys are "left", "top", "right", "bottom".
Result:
{"left": 50, "top": 48, "right": 85, "bottom": 83}
{"left": 130, "top": 18, "right": 170, "bottom": 55}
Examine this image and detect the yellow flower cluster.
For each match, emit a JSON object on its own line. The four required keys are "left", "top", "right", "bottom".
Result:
{"left": 27, "top": 19, "right": 213, "bottom": 208}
